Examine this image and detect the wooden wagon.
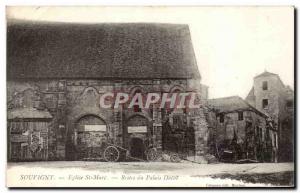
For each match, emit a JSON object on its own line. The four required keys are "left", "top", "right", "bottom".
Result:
{"left": 80, "top": 142, "right": 182, "bottom": 163}
{"left": 102, "top": 144, "right": 182, "bottom": 162}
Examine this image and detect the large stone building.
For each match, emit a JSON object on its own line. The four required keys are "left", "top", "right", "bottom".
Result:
{"left": 207, "top": 96, "right": 278, "bottom": 162}
{"left": 7, "top": 21, "right": 210, "bottom": 161}
{"left": 7, "top": 21, "right": 288, "bottom": 163}
{"left": 246, "top": 71, "right": 294, "bottom": 162}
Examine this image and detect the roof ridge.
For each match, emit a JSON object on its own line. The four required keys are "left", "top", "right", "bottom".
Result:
{"left": 254, "top": 71, "right": 278, "bottom": 78}
{"left": 242, "top": 99, "right": 268, "bottom": 118}
{"left": 8, "top": 19, "right": 189, "bottom": 27}
{"left": 208, "top": 95, "right": 240, "bottom": 100}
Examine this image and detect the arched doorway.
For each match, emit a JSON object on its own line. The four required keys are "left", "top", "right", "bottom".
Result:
{"left": 130, "top": 137, "right": 145, "bottom": 159}
{"left": 126, "top": 115, "right": 150, "bottom": 160}
{"left": 162, "top": 113, "right": 190, "bottom": 155}
{"left": 74, "top": 114, "right": 107, "bottom": 160}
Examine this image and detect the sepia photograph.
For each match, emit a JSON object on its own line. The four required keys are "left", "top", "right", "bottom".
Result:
{"left": 5, "top": 6, "right": 295, "bottom": 188}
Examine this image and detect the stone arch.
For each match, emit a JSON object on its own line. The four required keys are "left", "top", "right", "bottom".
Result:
{"left": 167, "top": 85, "right": 186, "bottom": 114}
{"left": 81, "top": 86, "right": 98, "bottom": 95}
{"left": 126, "top": 113, "right": 152, "bottom": 123}
{"left": 66, "top": 113, "right": 109, "bottom": 160}
{"left": 74, "top": 86, "right": 100, "bottom": 107}
{"left": 65, "top": 104, "right": 112, "bottom": 141}
{"left": 67, "top": 114, "right": 108, "bottom": 160}
{"left": 126, "top": 113, "right": 152, "bottom": 126}
{"left": 169, "top": 85, "right": 184, "bottom": 93}
{"left": 128, "top": 86, "right": 146, "bottom": 112}
{"left": 75, "top": 114, "right": 107, "bottom": 126}
{"left": 8, "top": 88, "right": 36, "bottom": 109}
{"left": 124, "top": 114, "right": 152, "bottom": 159}
{"left": 129, "top": 86, "right": 145, "bottom": 95}
{"left": 73, "top": 113, "right": 108, "bottom": 136}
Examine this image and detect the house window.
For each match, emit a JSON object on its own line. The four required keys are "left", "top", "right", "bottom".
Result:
{"left": 262, "top": 99, "right": 268, "bottom": 109}
{"left": 286, "top": 100, "right": 293, "bottom": 108}
{"left": 238, "top": 111, "right": 244, "bottom": 121}
{"left": 262, "top": 81, "right": 268, "bottom": 90}
{"left": 219, "top": 114, "right": 224, "bottom": 123}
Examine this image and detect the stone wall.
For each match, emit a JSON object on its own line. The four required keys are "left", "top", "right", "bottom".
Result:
{"left": 253, "top": 76, "right": 281, "bottom": 123}
{"left": 209, "top": 109, "right": 277, "bottom": 162}
{"left": 7, "top": 78, "right": 209, "bottom": 161}
{"left": 252, "top": 75, "right": 293, "bottom": 162}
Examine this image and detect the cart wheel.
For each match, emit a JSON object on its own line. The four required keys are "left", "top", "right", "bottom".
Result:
{"left": 104, "top": 146, "right": 120, "bottom": 162}
{"left": 146, "top": 148, "right": 158, "bottom": 161}
{"left": 170, "top": 153, "right": 181, "bottom": 163}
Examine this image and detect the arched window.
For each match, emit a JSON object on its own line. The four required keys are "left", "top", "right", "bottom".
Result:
{"left": 170, "top": 87, "right": 188, "bottom": 113}
{"left": 169, "top": 85, "right": 184, "bottom": 93}
{"left": 133, "top": 89, "right": 142, "bottom": 112}
{"left": 173, "top": 89, "right": 181, "bottom": 93}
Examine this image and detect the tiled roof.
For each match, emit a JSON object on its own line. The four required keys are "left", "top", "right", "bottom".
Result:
{"left": 7, "top": 20, "right": 200, "bottom": 80}
{"left": 208, "top": 96, "right": 267, "bottom": 117}
{"left": 7, "top": 108, "right": 53, "bottom": 120}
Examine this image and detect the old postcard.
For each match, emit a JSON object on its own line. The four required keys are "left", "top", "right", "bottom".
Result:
{"left": 6, "top": 6, "right": 294, "bottom": 188}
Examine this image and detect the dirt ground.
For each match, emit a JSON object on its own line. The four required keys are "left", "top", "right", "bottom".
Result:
{"left": 210, "top": 171, "right": 294, "bottom": 186}
{"left": 6, "top": 161, "right": 294, "bottom": 187}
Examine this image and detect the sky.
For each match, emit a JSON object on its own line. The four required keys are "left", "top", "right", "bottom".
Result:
{"left": 6, "top": 6, "right": 294, "bottom": 99}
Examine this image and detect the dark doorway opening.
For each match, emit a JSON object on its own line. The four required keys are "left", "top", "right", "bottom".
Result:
{"left": 130, "top": 137, "right": 145, "bottom": 159}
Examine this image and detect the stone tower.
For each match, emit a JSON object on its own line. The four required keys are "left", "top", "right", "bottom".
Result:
{"left": 246, "top": 71, "right": 294, "bottom": 162}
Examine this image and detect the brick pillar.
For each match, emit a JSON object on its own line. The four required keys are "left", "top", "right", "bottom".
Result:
{"left": 113, "top": 107, "right": 123, "bottom": 146}
{"left": 113, "top": 81, "right": 123, "bottom": 146}
{"left": 153, "top": 104, "right": 162, "bottom": 149}
{"left": 192, "top": 108, "right": 209, "bottom": 156}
